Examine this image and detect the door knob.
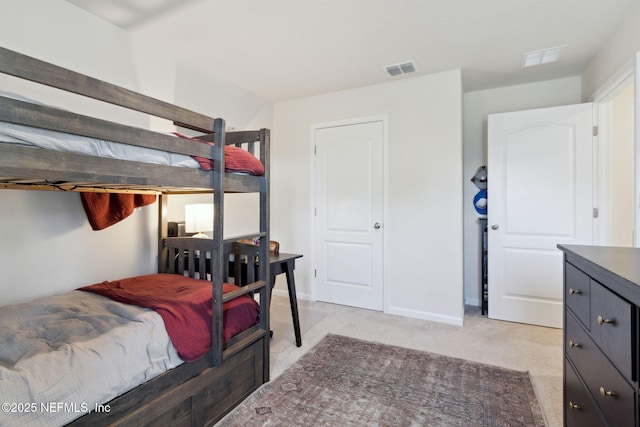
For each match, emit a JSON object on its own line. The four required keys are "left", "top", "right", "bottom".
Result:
{"left": 491, "top": 224, "right": 499, "bottom": 230}
{"left": 374, "top": 223, "right": 382, "bottom": 229}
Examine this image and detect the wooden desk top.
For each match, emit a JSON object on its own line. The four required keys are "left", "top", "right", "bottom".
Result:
{"left": 269, "top": 252, "right": 303, "bottom": 264}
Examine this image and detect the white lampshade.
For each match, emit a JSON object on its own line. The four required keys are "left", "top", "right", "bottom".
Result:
{"left": 185, "top": 203, "right": 214, "bottom": 237}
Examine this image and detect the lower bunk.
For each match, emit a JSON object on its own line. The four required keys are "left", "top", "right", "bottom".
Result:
{"left": 0, "top": 243, "right": 270, "bottom": 427}
{"left": 69, "top": 333, "right": 266, "bottom": 427}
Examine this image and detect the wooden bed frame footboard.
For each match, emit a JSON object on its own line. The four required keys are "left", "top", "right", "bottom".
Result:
{"left": 0, "top": 47, "right": 271, "bottom": 426}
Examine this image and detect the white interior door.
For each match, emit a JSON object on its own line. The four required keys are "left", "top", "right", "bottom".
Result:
{"left": 314, "top": 120, "right": 384, "bottom": 311}
{"left": 488, "top": 104, "right": 594, "bottom": 328}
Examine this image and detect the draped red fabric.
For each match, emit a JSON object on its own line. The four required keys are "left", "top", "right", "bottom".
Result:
{"left": 80, "top": 193, "right": 156, "bottom": 230}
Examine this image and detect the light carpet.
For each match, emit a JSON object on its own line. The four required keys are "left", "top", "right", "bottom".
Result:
{"left": 270, "top": 305, "right": 326, "bottom": 353}
{"left": 217, "top": 334, "right": 546, "bottom": 426}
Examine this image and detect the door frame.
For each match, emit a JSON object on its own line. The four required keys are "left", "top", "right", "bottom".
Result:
{"left": 590, "top": 53, "right": 639, "bottom": 247}
{"left": 309, "top": 115, "right": 390, "bottom": 311}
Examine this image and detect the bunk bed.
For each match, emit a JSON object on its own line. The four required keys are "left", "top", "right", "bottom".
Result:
{"left": 0, "top": 47, "right": 271, "bottom": 426}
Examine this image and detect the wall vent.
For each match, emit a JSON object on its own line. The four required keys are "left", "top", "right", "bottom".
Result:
{"left": 521, "top": 45, "right": 567, "bottom": 68}
{"left": 385, "top": 60, "right": 417, "bottom": 77}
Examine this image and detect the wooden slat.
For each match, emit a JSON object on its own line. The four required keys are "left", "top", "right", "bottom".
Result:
{"left": 0, "top": 47, "right": 217, "bottom": 133}
{"left": 0, "top": 183, "right": 161, "bottom": 194}
{"left": 223, "top": 233, "right": 268, "bottom": 245}
{"left": 224, "top": 130, "right": 261, "bottom": 146}
{"left": 222, "top": 329, "right": 267, "bottom": 361}
{"left": 0, "top": 144, "right": 263, "bottom": 193}
{"left": 0, "top": 97, "right": 216, "bottom": 159}
{"left": 195, "top": 130, "right": 260, "bottom": 158}
{"left": 222, "top": 281, "right": 266, "bottom": 303}
{"left": 0, "top": 182, "right": 217, "bottom": 194}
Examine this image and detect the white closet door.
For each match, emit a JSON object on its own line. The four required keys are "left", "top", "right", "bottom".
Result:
{"left": 314, "top": 120, "right": 384, "bottom": 311}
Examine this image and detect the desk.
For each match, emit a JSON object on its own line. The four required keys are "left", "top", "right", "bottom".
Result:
{"left": 268, "top": 253, "right": 303, "bottom": 347}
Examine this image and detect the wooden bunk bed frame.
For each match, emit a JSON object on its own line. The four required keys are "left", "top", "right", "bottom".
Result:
{"left": 0, "top": 47, "right": 270, "bottom": 426}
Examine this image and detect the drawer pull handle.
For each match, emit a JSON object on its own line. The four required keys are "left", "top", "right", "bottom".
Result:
{"left": 569, "top": 288, "right": 581, "bottom": 295}
{"left": 568, "top": 401, "right": 581, "bottom": 410}
{"left": 599, "top": 387, "right": 615, "bottom": 398}
{"left": 569, "top": 340, "right": 581, "bottom": 348}
{"left": 597, "top": 315, "right": 615, "bottom": 326}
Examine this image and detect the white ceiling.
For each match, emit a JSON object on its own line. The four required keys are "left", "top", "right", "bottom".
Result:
{"left": 66, "top": 0, "right": 637, "bottom": 103}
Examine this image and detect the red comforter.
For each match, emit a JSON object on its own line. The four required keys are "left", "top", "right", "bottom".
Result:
{"left": 173, "top": 132, "right": 265, "bottom": 175}
{"left": 79, "top": 274, "right": 260, "bottom": 362}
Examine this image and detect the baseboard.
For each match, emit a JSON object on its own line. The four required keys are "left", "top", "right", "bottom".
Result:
{"left": 271, "top": 289, "right": 463, "bottom": 326}
{"left": 464, "top": 297, "right": 481, "bottom": 307}
{"left": 271, "top": 288, "right": 312, "bottom": 301}
{"left": 385, "top": 305, "right": 464, "bottom": 326}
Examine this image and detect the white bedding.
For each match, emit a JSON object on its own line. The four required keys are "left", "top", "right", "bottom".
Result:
{"left": 0, "top": 290, "right": 183, "bottom": 427}
{"left": 0, "top": 121, "right": 201, "bottom": 168}
{"left": 0, "top": 90, "right": 200, "bottom": 168}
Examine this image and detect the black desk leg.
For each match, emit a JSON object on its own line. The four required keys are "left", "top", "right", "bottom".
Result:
{"left": 269, "top": 275, "right": 276, "bottom": 338}
{"left": 284, "top": 262, "right": 302, "bottom": 347}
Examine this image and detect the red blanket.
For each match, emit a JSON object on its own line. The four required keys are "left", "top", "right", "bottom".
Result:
{"left": 80, "top": 193, "right": 156, "bottom": 230}
{"left": 173, "top": 132, "right": 265, "bottom": 175}
{"left": 79, "top": 274, "right": 260, "bottom": 362}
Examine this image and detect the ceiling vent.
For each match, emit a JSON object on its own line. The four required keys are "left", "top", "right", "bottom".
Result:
{"left": 521, "top": 45, "right": 567, "bottom": 68}
{"left": 385, "top": 61, "right": 417, "bottom": 77}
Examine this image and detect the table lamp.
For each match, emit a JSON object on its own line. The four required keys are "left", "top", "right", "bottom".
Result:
{"left": 185, "top": 203, "right": 213, "bottom": 238}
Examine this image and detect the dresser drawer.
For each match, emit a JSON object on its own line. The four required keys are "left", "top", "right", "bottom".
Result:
{"left": 565, "top": 359, "right": 606, "bottom": 427}
{"left": 566, "top": 312, "right": 636, "bottom": 427}
{"left": 565, "top": 262, "right": 591, "bottom": 328}
{"left": 566, "top": 310, "right": 601, "bottom": 376}
{"left": 590, "top": 279, "right": 634, "bottom": 379}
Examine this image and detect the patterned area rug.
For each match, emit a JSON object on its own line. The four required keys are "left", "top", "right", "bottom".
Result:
{"left": 217, "top": 334, "right": 546, "bottom": 426}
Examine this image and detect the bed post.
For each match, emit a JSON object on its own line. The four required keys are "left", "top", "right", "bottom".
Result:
{"left": 158, "top": 194, "right": 169, "bottom": 273}
{"left": 259, "top": 128, "right": 271, "bottom": 381}
{"left": 211, "top": 117, "right": 226, "bottom": 366}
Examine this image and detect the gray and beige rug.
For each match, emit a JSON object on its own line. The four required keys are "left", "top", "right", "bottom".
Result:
{"left": 218, "top": 334, "right": 546, "bottom": 426}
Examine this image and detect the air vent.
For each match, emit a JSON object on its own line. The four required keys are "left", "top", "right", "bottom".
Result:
{"left": 385, "top": 60, "right": 417, "bottom": 77}
{"left": 521, "top": 45, "right": 567, "bottom": 68}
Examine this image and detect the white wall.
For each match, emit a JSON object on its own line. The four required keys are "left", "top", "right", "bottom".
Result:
{"left": 0, "top": 0, "right": 272, "bottom": 306}
{"left": 609, "top": 83, "right": 635, "bottom": 246}
{"left": 273, "top": 70, "right": 464, "bottom": 325}
{"left": 582, "top": 1, "right": 640, "bottom": 100}
{"left": 463, "top": 77, "right": 582, "bottom": 306}
{"left": 168, "top": 193, "right": 259, "bottom": 238}
{"left": 582, "top": 2, "right": 640, "bottom": 248}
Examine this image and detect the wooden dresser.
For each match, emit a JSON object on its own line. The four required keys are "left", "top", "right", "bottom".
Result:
{"left": 559, "top": 245, "right": 640, "bottom": 426}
